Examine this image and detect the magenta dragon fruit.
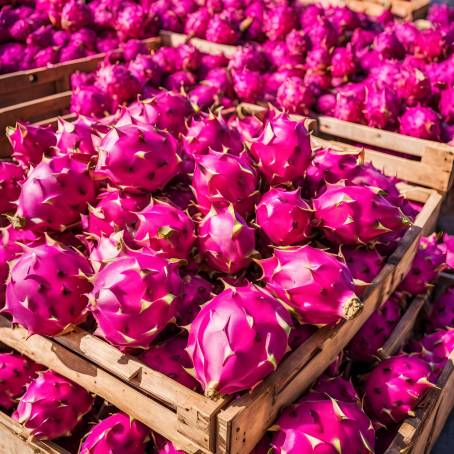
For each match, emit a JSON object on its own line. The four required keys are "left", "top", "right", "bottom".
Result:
{"left": 116, "top": 2, "right": 149, "bottom": 41}
{"left": 271, "top": 392, "right": 375, "bottom": 453}
{"left": 263, "top": 5, "right": 296, "bottom": 41}
{"left": 96, "top": 63, "right": 140, "bottom": 105}
{"left": 129, "top": 54, "right": 162, "bottom": 86}
{"left": 232, "top": 69, "right": 263, "bottom": 103}
{"left": 256, "top": 188, "right": 312, "bottom": 246}
{"left": 6, "top": 122, "right": 56, "bottom": 167}
{"left": 373, "top": 30, "right": 405, "bottom": 60}
{"left": 395, "top": 67, "right": 432, "bottom": 107}
{"left": 364, "top": 85, "right": 400, "bottom": 129}
{"left": 80, "top": 412, "right": 149, "bottom": 454}
{"left": 439, "top": 88, "right": 454, "bottom": 124}
{"left": 399, "top": 234, "right": 446, "bottom": 295}
{"left": 334, "top": 90, "right": 365, "bottom": 123}
{"left": 251, "top": 113, "right": 311, "bottom": 186}
{"left": 276, "top": 77, "right": 314, "bottom": 115}
{"left": 285, "top": 30, "right": 308, "bottom": 56}
{"left": 364, "top": 355, "right": 434, "bottom": 426}
{"left": 164, "top": 70, "right": 196, "bottom": 91}
{"left": 60, "top": 0, "right": 92, "bottom": 31}
{"left": 311, "top": 375, "right": 360, "bottom": 403}
{"left": 0, "top": 162, "right": 23, "bottom": 217}
{"left": 260, "top": 245, "right": 362, "bottom": 326}
{"left": 192, "top": 150, "right": 259, "bottom": 217}
{"left": 313, "top": 183, "right": 410, "bottom": 245}
{"left": 70, "top": 86, "right": 111, "bottom": 118}
{"left": 55, "top": 116, "right": 98, "bottom": 159}
{"left": 177, "top": 273, "right": 213, "bottom": 325}
{"left": 133, "top": 198, "right": 195, "bottom": 260}
{"left": 331, "top": 45, "right": 357, "bottom": 81}
{"left": 184, "top": 8, "right": 210, "bottom": 38}
{"left": 205, "top": 14, "right": 239, "bottom": 45}
{"left": 426, "top": 287, "right": 454, "bottom": 331}
{"left": 0, "top": 353, "right": 42, "bottom": 410}
{"left": 95, "top": 123, "right": 180, "bottom": 193}
{"left": 347, "top": 293, "right": 403, "bottom": 362}
{"left": 13, "top": 370, "right": 93, "bottom": 440}
{"left": 415, "top": 29, "right": 446, "bottom": 62}
{"left": 13, "top": 154, "right": 95, "bottom": 232}
{"left": 198, "top": 205, "right": 256, "bottom": 274}
{"left": 89, "top": 250, "right": 181, "bottom": 350}
{"left": 6, "top": 238, "right": 93, "bottom": 336}
{"left": 140, "top": 334, "right": 199, "bottom": 390}
{"left": 187, "top": 283, "right": 292, "bottom": 397}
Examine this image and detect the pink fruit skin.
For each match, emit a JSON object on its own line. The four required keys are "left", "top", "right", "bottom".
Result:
{"left": 311, "top": 375, "right": 360, "bottom": 403}
{"left": 0, "top": 354, "right": 42, "bottom": 410}
{"left": 276, "top": 77, "right": 314, "bottom": 115}
{"left": 192, "top": 150, "right": 259, "bottom": 217}
{"left": 95, "top": 124, "right": 180, "bottom": 194}
{"left": 198, "top": 205, "right": 256, "bottom": 274}
{"left": 89, "top": 250, "right": 182, "bottom": 350}
{"left": 232, "top": 69, "right": 263, "bottom": 103}
{"left": 364, "top": 355, "right": 433, "bottom": 426}
{"left": 15, "top": 154, "right": 96, "bottom": 232}
{"left": 70, "top": 86, "right": 111, "bottom": 118}
{"left": 251, "top": 113, "right": 311, "bottom": 186}
{"left": 133, "top": 199, "right": 195, "bottom": 260}
{"left": 187, "top": 283, "right": 292, "bottom": 397}
{"left": 79, "top": 412, "right": 149, "bottom": 454}
{"left": 13, "top": 370, "right": 93, "bottom": 440}
{"left": 439, "top": 88, "right": 454, "bottom": 124}
{"left": 260, "top": 245, "right": 362, "bottom": 326}
{"left": 347, "top": 294, "right": 403, "bottom": 362}
{"left": 6, "top": 240, "right": 93, "bottom": 336}
{"left": 184, "top": 8, "right": 210, "bottom": 38}
{"left": 177, "top": 273, "right": 213, "bottom": 325}
{"left": 55, "top": 117, "right": 98, "bottom": 159}
{"left": 271, "top": 393, "right": 375, "bottom": 453}
{"left": 205, "top": 14, "right": 239, "bottom": 44}
{"left": 364, "top": 86, "right": 400, "bottom": 129}
{"left": 140, "top": 334, "right": 200, "bottom": 390}
{"left": 400, "top": 107, "right": 441, "bottom": 141}
{"left": 263, "top": 5, "right": 296, "bottom": 41}
{"left": 95, "top": 64, "right": 140, "bottom": 105}
{"left": 0, "top": 162, "right": 24, "bottom": 216}
{"left": 442, "top": 233, "right": 454, "bottom": 271}
{"left": 427, "top": 287, "right": 454, "bottom": 332}
{"left": 256, "top": 188, "right": 312, "bottom": 246}
{"left": 313, "top": 183, "right": 410, "bottom": 245}
{"left": 60, "top": 0, "right": 92, "bottom": 31}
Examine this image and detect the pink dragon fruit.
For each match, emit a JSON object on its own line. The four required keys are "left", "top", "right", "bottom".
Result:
{"left": 256, "top": 188, "right": 312, "bottom": 246}
{"left": 6, "top": 122, "right": 56, "bottom": 167}
{"left": 177, "top": 273, "right": 213, "bottom": 325}
{"left": 228, "top": 44, "right": 267, "bottom": 73}
{"left": 183, "top": 113, "right": 243, "bottom": 158}
{"left": 0, "top": 162, "right": 23, "bottom": 217}
{"left": 364, "top": 85, "right": 400, "bottom": 129}
{"left": 251, "top": 113, "right": 311, "bottom": 186}
{"left": 395, "top": 67, "right": 431, "bottom": 107}
{"left": 305, "top": 48, "right": 332, "bottom": 72}
{"left": 271, "top": 393, "right": 375, "bottom": 453}
{"left": 140, "top": 334, "right": 199, "bottom": 390}
{"left": 60, "top": 0, "right": 92, "bottom": 31}
{"left": 415, "top": 29, "right": 446, "bottom": 62}
{"left": 442, "top": 234, "right": 454, "bottom": 270}
{"left": 187, "top": 283, "right": 292, "bottom": 397}
{"left": 184, "top": 8, "right": 210, "bottom": 38}
{"left": 13, "top": 154, "right": 95, "bottom": 232}
{"left": 439, "top": 88, "right": 454, "bottom": 124}
{"left": 399, "top": 235, "right": 446, "bottom": 295}
{"left": 373, "top": 30, "right": 405, "bottom": 60}
{"left": 129, "top": 54, "right": 162, "bottom": 86}
{"left": 334, "top": 90, "right": 365, "bottom": 123}
{"left": 303, "top": 70, "right": 331, "bottom": 96}
{"left": 364, "top": 355, "right": 434, "bottom": 425}
{"left": 228, "top": 115, "right": 263, "bottom": 142}
{"left": 285, "top": 30, "right": 308, "bottom": 56}
{"left": 95, "top": 123, "right": 180, "bottom": 193}
{"left": 311, "top": 374, "right": 360, "bottom": 403}
{"left": 198, "top": 205, "right": 256, "bottom": 274}
{"left": 80, "top": 412, "right": 149, "bottom": 454}
{"left": 260, "top": 245, "right": 362, "bottom": 326}
{"left": 13, "top": 370, "right": 93, "bottom": 440}
{"left": 188, "top": 84, "right": 218, "bottom": 111}
{"left": 313, "top": 183, "right": 411, "bottom": 245}
{"left": 176, "top": 44, "right": 201, "bottom": 72}
{"left": 288, "top": 324, "right": 317, "bottom": 350}
{"left": 204, "top": 67, "right": 234, "bottom": 96}
{"left": 133, "top": 198, "right": 195, "bottom": 260}
{"left": 70, "top": 86, "right": 111, "bottom": 117}
{"left": 331, "top": 45, "right": 357, "bottom": 81}
{"left": 263, "top": 5, "right": 296, "bottom": 41}
{"left": 164, "top": 70, "right": 196, "bottom": 91}
{"left": 121, "top": 39, "right": 149, "bottom": 62}
{"left": 154, "top": 435, "right": 186, "bottom": 454}
{"left": 117, "top": 2, "right": 148, "bottom": 40}
{"left": 6, "top": 238, "right": 93, "bottom": 336}
{"left": 276, "top": 77, "right": 314, "bottom": 115}
{"left": 192, "top": 150, "right": 259, "bottom": 217}
{"left": 96, "top": 64, "right": 140, "bottom": 105}
{"left": 426, "top": 288, "right": 454, "bottom": 331}
{"left": 232, "top": 69, "right": 263, "bottom": 103}
{"left": 89, "top": 250, "right": 181, "bottom": 350}
{"left": 205, "top": 14, "right": 239, "bottom": 44}
{"left": 347, "top": 293, "right": 403, "bottom": 362}
{"left": 55, "top": 117, "right": 98, "bottom": 159}
{"left": 0, "top": 353, "right": 42, "bottom": 410}
{"left": 307, "top": 17, "right": 338, "bottom": 50}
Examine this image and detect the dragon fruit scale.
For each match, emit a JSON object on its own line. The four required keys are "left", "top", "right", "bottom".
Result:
{"left": 251, "top": 113, "right": 311, "bottom": 186}
{"left": 313, "top": 183, "right": 411, "bottom": 246}
{"left": 426, "top": 287, "right": 454, "bottom": 332}
{"left": 95, "top": 124, "right": 180, "bottom": 194}
{"left": 0, "top": 162, "right": 24, "bottom": 218}
{"left": 80, "top": 412, "right": 149, "bottom": 454}
{"left": 198, "top": 205, "right": 256, "bottom": 275}
{"left": 55, "top": 116, "right": 98, "bottom": 160}
{"left": 187, "top": 283, "right": 292, "bottom": 397}
{"left": 260, "top": 245, "right": 362, "bottom": 326}
{"left": 0, "top": 353, "right": 42, "bottom": 410}
{"left": 256, "top": 188, "right": 312, "bottom": 246}
{"left": 399, "top": 107, "right": 442, "bottom": 141}
{"left": 6, "top": 238, "right": 93, "bottom": 336}
{"left": 13, "top": 370, "right": 93, "bottom": 440}
{"left": 88, "top": 250, "right": 182, "bottom": 350}
{"left": 363, "top": 355, "right": 434, "bottom": 426}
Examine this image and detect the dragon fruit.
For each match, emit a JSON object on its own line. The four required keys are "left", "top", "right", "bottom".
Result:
{"left": 6, "top": 238, "right": 93, "bottom": 336}
{"left": 187, "top": 283, "right": 292, "bottom": 397}
{"left": 442, "top": 234, "right": 454, "bottom": 270}
{"left": 331, "top": 46, "right": 357, "bottom": 81}
{"left": 256, "top": 188, "right": 312, "bottom": 246}
{"left": 306, "top": 47, "right": 332, "bottom": 72}
{"left": 96, "top": 64, "right": 140, "bottom": 105}
{"left": 399, "top": 235, "right": 446, "bottom": 295}
{"left": 439, "top": 88, "right": 454, "bottom": 124}
{"left": 0, "top": 162, "right": 23, "bottom": 217}
{"left": 133, "top": 199, "right": 195, "bottom": 260}
{"left": 192, "top": 150, "right": 259, "bottom": 217}
{"left": 311, "top": 374, "right": 360, "bottom": 403}
{"left": 121, "top": 39, "right": 149, "bottom": 62}
{"left": 347, "top": 294, "right": 403, "bottom": 362}
{"left": 140, "top": 334, "right": 199, "bottom": 390}
{"left": 232, "top": 69, "right": 263, "bottom": 103}
{"left": 177, "top": 273, "right": 213, "bottom": 325}
{"left": 198, "top": 205, "right": 256, "bottom": 274}
{"left": 188, "top": 84, "right": 218, "bottom": 111}
{"left": 288, "top": 324, "right": 317, "bottom": 350}
{"left": 363, "top": 355, "right": 434, "bottom": 426}
{"left": 55, "top": 117, "right": 98, "bottom": 159}
{"left": 0, "top": 353, "right": 42, "bottom": 410}
{"left": 426, "top": 288, "right": 454, "bottom": 331}
{"left": 184, "top": 8, "right": 210, "bottom": 38}
{"left": 276, "top": 77, "right": 314, "bottom": 115}
{"left": 251, "top": 113, "right": 311, "bottom": 186}
{"left": 313, "top": 183, "right": 410, "bottom": 245}
{"left": 307, "top": 17, "right": 338, "bottom": 50}
{"left": 334, "top": 90, "right": 365, "bottom": 123}
{"left": 285, "top": 30, "right": 308, "bottom": 56}
{"left": 364, "top": 86, "right": 400, "bottom": 129}
{"left": 415, "top": 29, "right": 446, "bottom": 62}
{"left": 260, "top": 245, "right": 362, "bottom": 326}
{"left": 6, "top": 122, "right": 56, "bottom": 167}
{"left": 263, "top": 5, "right": 296, "bottom": 41}
{"left": 80, "top": 412, "right": 149, "bottom": 454}
{"left": 117, "top": 2, "right": 149, "bottom": 40}
{"left": 373, "top": 30, "right": 405, "bottom": 60}
{"left": 129, "top": 54, "right": 162, "bottom": 86}
{"left": 89, "top": 250, "right": 181, "bottom": 350}
{"left": 14, "top": 154, "right": 95, "bottom": 232}
{"left": 0, "top": 43, "right": 25, "bottom": 73}
{"left": 271, "top": 393, "right": 375, "bottom": 453}
{"left": 70, "top": 86, "right": 111, "bottom": 117}
{"left": 228, "top": 115, "right": 263, "bottom": 142}
{"left": 13, "top": 370, "right": 93, "bottom": 440}
{"left": 60, "top": 0, "right": 92, "bottom": 31}
{"left": 205, "top": 14, "right": 239, "bottom": 44}
{"left": 395, "top": 67, "right": 431, "bottom": 107}
{"left": 164, "top": 70, "right": 196, "bottom": 91}
{"left": 95, "top": 124, "right": 180, "bottom": 193}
